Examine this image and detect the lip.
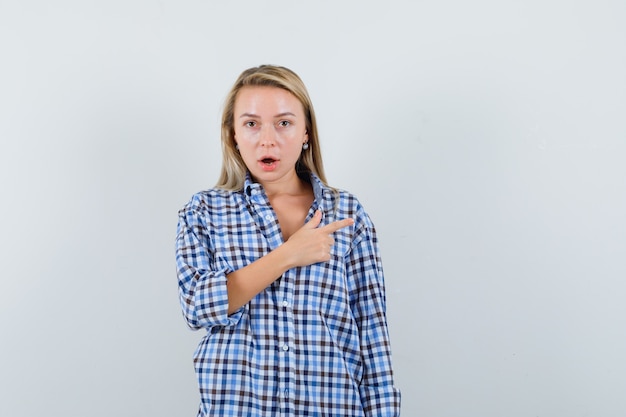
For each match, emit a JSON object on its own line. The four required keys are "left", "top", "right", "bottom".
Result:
{"left": 257, "top": 156, "right": 280, "bottom": 172}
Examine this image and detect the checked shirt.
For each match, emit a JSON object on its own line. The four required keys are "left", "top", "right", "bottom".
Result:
{"left": 176, "top": 173, "right": 401, "bottom": 416}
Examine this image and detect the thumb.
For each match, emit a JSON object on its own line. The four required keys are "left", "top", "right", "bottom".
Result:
{"left": 302, "top": 209, "right": 322, "bottom": 229}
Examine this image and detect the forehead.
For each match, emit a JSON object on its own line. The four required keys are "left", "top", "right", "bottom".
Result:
{"left": 234, "top": 86, "right": 304, "bottom": 115}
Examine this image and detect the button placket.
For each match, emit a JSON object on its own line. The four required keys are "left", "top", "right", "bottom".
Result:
{"left": 276, "top": 270, "right": 296, "bottom": 413}
{"left": 247, "top": 186, "right": 283, "bottom": 250}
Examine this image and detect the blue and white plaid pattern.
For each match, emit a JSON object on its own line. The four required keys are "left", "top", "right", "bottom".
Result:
{"left": 176, "top": 173, "right": 401, "bottom": 416}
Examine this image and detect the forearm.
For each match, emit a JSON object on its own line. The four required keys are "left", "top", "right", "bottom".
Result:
{"left": 226, "top": 244, "right": 295, "bottom": 314}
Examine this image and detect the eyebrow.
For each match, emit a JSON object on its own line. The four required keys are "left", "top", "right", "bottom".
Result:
{"left": 239, "top": 112, "right": 297, "bottom": 119}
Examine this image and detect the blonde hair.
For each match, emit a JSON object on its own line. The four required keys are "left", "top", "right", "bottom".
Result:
{"left": 216, "top": 65, "right": 328, "bottom": 190}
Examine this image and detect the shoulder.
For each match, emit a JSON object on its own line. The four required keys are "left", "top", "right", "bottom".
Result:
{"left": 328, "top": 187, "right": 375, "bottom": 231}
{"left": 178, "top": 187, "right": 243, "bottom": 218}
{"left": 312, "top": 175, "right": 358, "bottom": 214}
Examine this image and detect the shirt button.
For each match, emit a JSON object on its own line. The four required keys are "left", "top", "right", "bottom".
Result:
{"left": 284, "top": 388, "right": 289, "bottom": 397}
{"left": 251, "top": 189, "right": 258, "bottom": 195}
{"left": 282, "top": 344, "right": 289, "bottom": 352}
{"left": 282, "top": 300, "right": 289, "bottom": 308}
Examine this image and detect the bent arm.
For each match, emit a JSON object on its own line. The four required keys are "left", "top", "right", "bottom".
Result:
{"left": 177, "top": 208, "right": 355, "bottom": 323}
{"left": 225, "top": 245, "right": 294, "bottom": 314}
{"left": 176, "top": 207, "right": 287, "bottom": 327}
{"left": 226, "top": 210, "right": 354, "bottom": 313}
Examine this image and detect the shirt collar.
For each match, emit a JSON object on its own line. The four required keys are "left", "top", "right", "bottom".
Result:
{"left": 243, "top": 171, "right": 334, "bottom": 214}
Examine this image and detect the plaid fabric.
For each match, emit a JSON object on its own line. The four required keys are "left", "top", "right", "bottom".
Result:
{"left": 176, "top": 173, "right": 401, "bottom": 417}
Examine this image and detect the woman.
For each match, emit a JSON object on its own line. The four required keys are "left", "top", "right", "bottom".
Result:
{"left": 176, "top": 65, "right": 401, "bottom": 416}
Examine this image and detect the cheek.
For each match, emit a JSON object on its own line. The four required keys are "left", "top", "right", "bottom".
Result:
{"left": 234, "top": 130, "right": 254, "bottom": 148}
{"left": 238, "top": 127, "right": 264, "bottom": 142}
{"left": 233, "top": 127, "right": 243, "bottom": 141}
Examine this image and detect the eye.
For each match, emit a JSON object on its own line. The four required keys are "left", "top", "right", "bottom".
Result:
{"left": 278, "top": 120, "right": 291, "bottom": 127}
{"left": 245, "top": 121, "right": 257, "bottom": 128}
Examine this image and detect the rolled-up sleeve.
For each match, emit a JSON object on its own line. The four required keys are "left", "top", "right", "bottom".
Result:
{"left": 175, "top": 204, "right": 243, "bottom": 331}
{"left": 347, "top": 209, "right": 401, "bottom": 417}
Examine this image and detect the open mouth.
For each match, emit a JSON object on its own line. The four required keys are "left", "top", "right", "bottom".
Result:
{"left": 258, "top": 157, "right": 279, "bottom": 171}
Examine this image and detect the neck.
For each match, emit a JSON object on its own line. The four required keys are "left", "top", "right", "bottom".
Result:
{"left": 258, "top": 171, "right": 309, "bottom": 197}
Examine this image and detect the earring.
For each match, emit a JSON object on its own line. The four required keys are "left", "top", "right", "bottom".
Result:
{"left": 302, "top": 142, "right": 309, "bottom": 150}
{"left": 235, "top": 144, "right": 239, "bottom": 151}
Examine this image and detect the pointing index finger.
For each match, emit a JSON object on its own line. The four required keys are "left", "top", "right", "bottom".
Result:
{"left": 321, "top": 218, "right": 355, "bottom": 233}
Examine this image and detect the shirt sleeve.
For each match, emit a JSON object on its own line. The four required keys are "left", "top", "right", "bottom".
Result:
{"left": 175, "top": 203, "right": 244, "bottom": 331}
{"left": 347, "top": 209, "right": 402, "bottom": 417}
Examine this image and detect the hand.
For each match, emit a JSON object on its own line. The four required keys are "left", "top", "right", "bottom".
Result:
{"left": 282, "top": 210, "right": 354, "bottom": 268}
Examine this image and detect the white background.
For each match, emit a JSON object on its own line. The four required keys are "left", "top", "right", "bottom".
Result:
{"left": 1, "top": 1, "right": 625, "bottom": 416}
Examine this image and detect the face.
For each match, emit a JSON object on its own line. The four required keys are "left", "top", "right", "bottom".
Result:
{"left": 233, "top": 86, "right": 309, "bottom": 187}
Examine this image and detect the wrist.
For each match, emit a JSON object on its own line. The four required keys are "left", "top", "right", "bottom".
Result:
{"left": 273, "top": 242, "right": 297, "bottom": 271}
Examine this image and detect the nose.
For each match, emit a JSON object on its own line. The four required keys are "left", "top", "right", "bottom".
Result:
{"left": 260, "top": 125, "right": 276, "bottom": 147}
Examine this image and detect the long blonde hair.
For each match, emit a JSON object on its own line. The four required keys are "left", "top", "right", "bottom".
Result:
{"left": 216, "top": 65, "right": 328, "bottom": 190}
